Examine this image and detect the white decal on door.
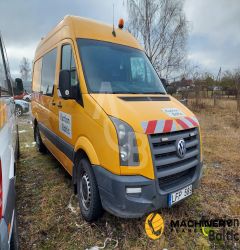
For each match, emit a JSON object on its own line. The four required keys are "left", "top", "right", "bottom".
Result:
{"left": 59, "top": 111, "right": 72, "bottom": 138}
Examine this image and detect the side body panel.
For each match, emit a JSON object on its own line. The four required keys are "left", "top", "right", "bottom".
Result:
{"left": 0, "top": 35, "right": 17, "bottom": 248}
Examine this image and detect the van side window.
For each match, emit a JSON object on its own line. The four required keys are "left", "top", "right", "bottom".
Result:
{"left": 41, "top": 48, "right": 57, "bottom": 96}
{"left": 61, "top": 45, "right": 78, "bottom": 86}
{"left": 0, "top": 44, "right": 8, "bottom": 91}
{"left": 32, "top": 59, "right": 42, "bottom": 92}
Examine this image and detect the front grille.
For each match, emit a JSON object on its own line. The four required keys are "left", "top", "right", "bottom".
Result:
{"left": 149, "top": 127, "right": 200, "bottom": 192}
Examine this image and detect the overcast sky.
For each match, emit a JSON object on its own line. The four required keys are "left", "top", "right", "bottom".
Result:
{"left": 0, "top": 0, "right": 239, "bottom": 78}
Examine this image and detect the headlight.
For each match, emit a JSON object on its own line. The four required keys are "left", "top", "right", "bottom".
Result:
{"left": 110, "top": 116, "right": 139, "bottom": 166}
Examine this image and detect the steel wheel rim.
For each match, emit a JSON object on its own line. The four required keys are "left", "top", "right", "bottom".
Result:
{"left": 80, "top": 172, "right": 91, "bottom": 210}
{"left": 16, "top": 107, "right": 21, "bottom": 116}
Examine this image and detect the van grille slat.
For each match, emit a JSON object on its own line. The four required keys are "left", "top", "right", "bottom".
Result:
{"left": 158, "top": 168, "right": 195, "bottom": 190}
{"left": 150, "top": 128, "right": 197, "bottom": 143}
{"left": 156, "top": 159, "right": 198, "bottom": 178}
{"left": 154, "top": 148, "right": 199, "bottom": 166}
{"left": 148, "top": 127, "right": 200, "bottom": 192}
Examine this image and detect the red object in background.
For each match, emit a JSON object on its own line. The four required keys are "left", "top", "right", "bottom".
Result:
{"left": 14, "top": 91, "right": 28, "bottom": 100}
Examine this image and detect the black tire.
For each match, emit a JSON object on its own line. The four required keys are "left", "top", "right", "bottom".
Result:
{"left": 34, "top": 124, "right": 47, "bottom": 153}
{"left": 77, "top": 158, "right": 103, "bottom": 222}
{"left": 10, "top": 212, "right": 19, "bottom": 250}
{"left": 15, "top": 105, "right": 23, "bottom": 117}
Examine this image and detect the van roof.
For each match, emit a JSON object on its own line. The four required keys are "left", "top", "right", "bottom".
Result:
{"left": 35, "top": 15, "right": 143, "bottom": 59}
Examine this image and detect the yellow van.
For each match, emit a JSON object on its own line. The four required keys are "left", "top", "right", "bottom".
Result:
{"left": 32, "top": 16, "right": 203, "bottom": 221}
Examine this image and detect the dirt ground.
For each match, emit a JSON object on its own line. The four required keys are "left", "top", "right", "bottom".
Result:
{"left": 16, "top": 99, "right": 240, "bottom": 250}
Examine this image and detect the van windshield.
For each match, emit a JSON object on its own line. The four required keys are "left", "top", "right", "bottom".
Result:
{"left": 77, "top": 39, "right": 166, "bottom": 94}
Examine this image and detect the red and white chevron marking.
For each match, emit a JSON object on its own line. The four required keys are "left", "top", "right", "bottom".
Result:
{"left": 141, "top": 116, "right": 199, "bottom": 134}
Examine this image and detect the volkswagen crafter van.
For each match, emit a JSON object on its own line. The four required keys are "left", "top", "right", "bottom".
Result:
{"left": 32, "top": 16, "right": 203, "bottom": 221}
{"left": 0, "top": 33, "right": 20, "bottom": 249}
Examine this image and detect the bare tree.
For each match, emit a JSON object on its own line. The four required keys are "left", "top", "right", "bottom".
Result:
{"left": 127, "top": 0, "right": 188, "bottom": 79}
{"left": 181, "top": 64, "right": 203, "bottom": 106}
{"left": 19, "top": 57, "right": 31, "bottom": 82}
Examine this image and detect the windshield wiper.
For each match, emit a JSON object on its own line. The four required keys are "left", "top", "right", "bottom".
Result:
{"left": 144, "top": 92, "right": 166, "bottom": 94}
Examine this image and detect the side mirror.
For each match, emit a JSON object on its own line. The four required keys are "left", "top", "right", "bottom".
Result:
{"left": 59, "top": 70, "right": 71, "bottom": 99}
{"left": 59, "top": 70, "right": 80, "bottom": 101}
{"left": 15, "top": 78, "right": 24, "bottom": 93}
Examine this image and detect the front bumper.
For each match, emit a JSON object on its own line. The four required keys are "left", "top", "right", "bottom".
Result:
{"left": 93, "top": 162, "right": 203, "bottom": 218}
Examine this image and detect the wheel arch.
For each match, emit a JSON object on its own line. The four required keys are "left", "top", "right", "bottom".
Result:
{"left": 72, "top": 137, "right": 100, "bottom": 193}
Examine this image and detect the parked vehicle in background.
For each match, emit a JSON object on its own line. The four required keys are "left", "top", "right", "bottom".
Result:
{"left": 32, "top": 16, "right": 203, "bottom": 222}
{"left": 13, "top": 79, "right": 28, "bottom": 100}
{"left": 15, "top": 100, "right": 30, "bottom": 117}
{"left": 0, "top": 33, "right": 21, "bottom": 249}
{"left": 23, "top": 93, "right": 31, "bottom": 102}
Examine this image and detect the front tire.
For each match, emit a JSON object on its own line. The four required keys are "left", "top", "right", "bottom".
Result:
{"left": 77, "top": 158, "right": 103, "bottom": 222}
{"left": 34, "top": 124, "right": 47, "bottom": 153}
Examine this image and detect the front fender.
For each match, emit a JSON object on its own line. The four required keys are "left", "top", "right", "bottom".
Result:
{"left": 74, "top": 136, "right": 100, "bottom": 165}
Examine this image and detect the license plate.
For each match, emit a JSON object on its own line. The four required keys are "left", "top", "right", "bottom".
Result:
{"left": 168, "top": 185, "right": 192, "bottom": 206}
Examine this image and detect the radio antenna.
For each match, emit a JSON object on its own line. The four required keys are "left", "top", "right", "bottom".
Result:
{"left": 112, "top": 3, "right": 116, "bottom": 37}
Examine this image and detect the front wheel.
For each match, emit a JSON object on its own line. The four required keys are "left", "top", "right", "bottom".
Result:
{"left": 34, "top": 124, "right": 47, "bottom": 153}
{"left": 15, "top": 105, "right": 23, "bottom": 117}
{"left": 77, "top": 158, "right": 103, "bottom": 222}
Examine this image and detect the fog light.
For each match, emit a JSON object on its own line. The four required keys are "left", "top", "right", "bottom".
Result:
{"left": 126, "top": 187, "right": 142, "bottom": 194}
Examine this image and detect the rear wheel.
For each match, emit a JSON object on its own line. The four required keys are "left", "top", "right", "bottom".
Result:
{"left": 10, "top": 212, "right": 19, "bottom": 250}
{"left": 34, "top": 124, "right": 47, "bottom": 153}
{"left": 15, "top": 105, "right": 23, "bottom": 117}
{"left": 77, "top": 158, "right": 103, "bottom": 222}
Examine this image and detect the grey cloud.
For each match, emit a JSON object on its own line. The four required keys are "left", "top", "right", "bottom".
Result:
{"left": 0, "top": 0, "right": 126, "bottom": 76}
{"left": 184, "top": 0, "right": 240, "bottom": 73}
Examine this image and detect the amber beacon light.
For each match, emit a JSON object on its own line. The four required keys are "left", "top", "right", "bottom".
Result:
{"left": 118, "top": 18, "right": 124, "bottom": 29}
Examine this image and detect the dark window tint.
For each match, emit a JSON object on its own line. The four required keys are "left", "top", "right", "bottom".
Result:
{"left": 0, "top": 43, "right": 8, "bottom": 91}
{"left": 61, "top": 44, "right": 78, "bottom": 86}
{"left": 77, "top": 39, "right": 166, "bottom": 94}
{"left": 41, "top": 49, "right": 57, "bottom": 95}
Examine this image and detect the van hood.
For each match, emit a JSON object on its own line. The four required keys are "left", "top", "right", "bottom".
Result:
{"left": 90, "top": 94, "right": 198, "bottom": 134}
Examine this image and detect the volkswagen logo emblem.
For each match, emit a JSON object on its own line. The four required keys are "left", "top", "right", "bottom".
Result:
{"left": 176, "top": 139, "right": 186, "bottom": 158}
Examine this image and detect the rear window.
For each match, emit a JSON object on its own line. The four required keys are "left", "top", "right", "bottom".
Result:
{"left": 32, "top": 59, "right": 42, "bottom": 92}
{"left": 41, "top": 49, "right": 57, "bottom": 96}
